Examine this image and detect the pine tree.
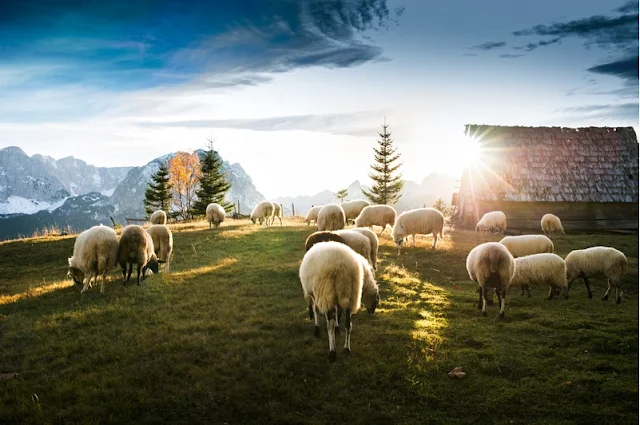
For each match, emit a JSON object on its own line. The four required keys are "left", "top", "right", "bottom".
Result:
{"left": 144, "top": 160, "right": 172, "bottom": 216}
{"left": 432, "top": 198, "right": 452, "bottom": 217}
{"left": 362, "top": 120, "right": 404, "bottom": 204}
{"left": 192, "top": 138, "right": 233, "bottom": 215}
{"left": 335, "top": 188, "right": 348, "bottom": 202}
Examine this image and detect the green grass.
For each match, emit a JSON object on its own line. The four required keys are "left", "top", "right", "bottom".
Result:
{"left": 0, "top": 219, "right": 637, "bottom": 424}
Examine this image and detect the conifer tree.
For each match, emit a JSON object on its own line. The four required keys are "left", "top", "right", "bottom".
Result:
{"left": 362, "top": 120, "right": 404, "bottom": 204}
{"left": 192, "top": 138, "right": 233, "bottom": 215}
{"left": 335, "top": 188, "right": 348, "bottom": 202}
{"left": 144, "top": 160, "right": 172, "bottom": 216}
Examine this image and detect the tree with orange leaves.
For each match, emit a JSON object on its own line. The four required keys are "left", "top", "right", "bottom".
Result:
{"left": 168, "top": 151, "right": 201, "bottom": 220}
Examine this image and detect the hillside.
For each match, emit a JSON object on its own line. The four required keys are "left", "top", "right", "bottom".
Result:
{"left": 0, "top": 222, "right": 637, "bottom": 424}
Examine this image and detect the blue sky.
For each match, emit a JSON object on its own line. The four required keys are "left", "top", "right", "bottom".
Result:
{"left": 0, "top": 0, "right": 637, "bottom": 198}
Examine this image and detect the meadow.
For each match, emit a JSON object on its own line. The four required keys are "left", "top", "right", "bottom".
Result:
{"left": 0, "top": 219, "right": 637, "bottom": 424}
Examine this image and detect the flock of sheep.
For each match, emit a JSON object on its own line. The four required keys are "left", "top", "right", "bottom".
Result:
{"left": 65, "top": 198, "right": 629, "bottom": 362}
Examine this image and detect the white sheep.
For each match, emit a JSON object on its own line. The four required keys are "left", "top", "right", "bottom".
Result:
{"left": 118, "top": 225, "right": 159, "bottom": 286}
{"left": 250, "top": 201, "right": 275, "bottom": 226}
{"left": 299, "top": 241, "right": 380, "bottom": 361}
{"left": 149, "top": 210, "right": 167, "bottom": 225}
{"left": 499, "top": 235, "right": 554, "bottom": 258}
{"left": 476, "top": 211, "right": 507, "bottom": 234}
{"left": 565, "top": 246, "right": 628, "bottom": 304}
{"left": 206, "top": 203, "right": 226, "bottom": 229}
{"left": 317, "top": 204, "right": 346, "bottom": 231}
{"left": 348, "top": 227, "right": 378, "bottom": 270}
{"left": 306, "top": 206, "right": 323, "bottom": 225}
{"left": 269, "top": 202, "right": 283, "bottom": 226}
{"left": 67, "top": 224, "right": 119, "bottom": 294}
{"left": 466, "top": 242, "right": 516, "bottom": 317}
{"left": 391, "top": 208, "right": 444, "bottom": 254}
{"left": 145, "top": 224, "right": 173, "bottom": 273}
{"left": 333, "top": 230, "right": 373, "bottom": 270}
{"left": 354, "top": 205, "right": 396, "bottom": 236}
{"left": 340, "top": 199, "right": 371, "bottom": 225}
{"left": 510, "top": 253, "right": 568, "bottom": 300}
{"left": 541, "top": 213, "right": 565, "bottom": 235}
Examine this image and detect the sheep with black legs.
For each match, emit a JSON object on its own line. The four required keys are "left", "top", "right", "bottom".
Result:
{"left": 300, "top": 241, "right": 379, "bottom": 361}
{"left": 466, "top": 242, "right": 515, "bottom": 318}
{"left": 510, "top": 253, "right": 568, "bottom": 300}
{"left": 145, "top": 224, "right": 173, "bottom": 273}
{"left": 67, "top": 224, "right": 119, "bottom": 294}
{"left": 565, "top": 246, "right": 628, "bottom": 304}
{"left": 391, "top": 208, "right": 444, "bottom": 254}
{"left": 118, "top": 225, "right": 159, "bottom": 286}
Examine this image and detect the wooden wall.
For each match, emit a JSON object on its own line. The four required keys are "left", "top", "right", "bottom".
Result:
{"left": 462, "top": 201, "right": 638, "bottom": 231}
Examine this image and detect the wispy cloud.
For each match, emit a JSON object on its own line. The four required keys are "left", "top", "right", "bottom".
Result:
{"left": 513, "top": 37, "right": 562, "bottom": 51}
{"left": 469, "top": 41, "right": 506, "bottom": 50}
{"left": 555, "top": 102, "right": 639, "bottom": 124}
{"left": 499, "top": 54, "right": 524, "bottom": 59}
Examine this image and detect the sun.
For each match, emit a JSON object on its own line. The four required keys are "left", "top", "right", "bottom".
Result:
{"left": 460, "top": 135, "right": 482, "bottom": 167}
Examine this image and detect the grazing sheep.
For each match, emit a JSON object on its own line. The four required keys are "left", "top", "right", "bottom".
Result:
{"left": 306, "top": 206, "right": 322, "bottom": 225}
{"left": 466, "top": 242, "right": 516, "bottom": 317}
{"left": 565, "top": 247, "right": 628, "bottom": 304}
{"left": 347, "top": 227, "right": 378, "bottom": 270}
{"left": 476, "top": 211, "right": 507, "bottom": 234}
{"left": 340, "top": 199, "right": 371, "bottom": 225}
{"left": 146, "top": 224, "right": 173, "bottom": 273}
{"left": 541, "top": 213, "right": 565, "bottom": 235}
{"left": 305, "top": 231, "right": 347, "bottom": 252}
{"left": 333, "top": 230, "right": 373, "bottom": 269}
{"left": 250, "top": 201, "right": 275, "bottom": 226}
{"left": 355, "top": 205, "right": 396, "bottom": 236}
{"left": 206, "top": 203, "right": 226, "bottom": 229}
{"left": 391, "top": 208, "right": 445, "bottom": 254}
{"left": 269, "top": 202, "right": 283, "bottom": 226}
{"left": 299, "top": 241, "right": 380, "bottom": 361}
{"left": 317, "top": 204, "right": 346, "bottom": 231}
{"left": 67, "top": 224, "right": 119, "bottom": 294}
{"left": 117, "top": 225, "right": 159, "bottom": 286}
{"left": 149, "top": 210, "right": 167, "bottom": 225}
{"left": 510, "top": 253, "right": 568, "bottom": 300}
{"left": 499, "top": 235, "right": 554, "bottom": 258}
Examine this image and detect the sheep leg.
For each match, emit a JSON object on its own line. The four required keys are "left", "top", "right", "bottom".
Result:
{"left": 412, "top": 235, "right": 416, "bottom": 247}
{"left": 498, "top": 287, "right": 506, "bottom": 318}
{"left": 121, "top": 266, "right": 127, "bottom": 285}
{"left": 583, "top": 277, "right": 593, "bottom": 299}
{"left": 326, "top": 309, "right": 337, "bottom": 361}
{"left": 126, "top": 263, "right": 133, "bottom": 284}
{"left": 547, "top": 286, "right": 554, "bottom": 300}
{"left": 343, "top": 308, "right": 352, "bottom": 355}
{"left": 431, "top": 232, "right": 438, "bottom": 249}
{"left": 377, "top": 226, "right": 385, "bottom": 237}
{"left": 602, "top": 279, "right": 612, "bottom": 301}
{"left": 100, "top": 271, "right": 106, "bottom": 294}
{"left": 136, "top": 264, "right": 142, "bottom": 286}
{"left": 480, "top": 286, "right": 487, "bottom": 315}
{"left": 477, "top": 286, "right": 483, "bottom": 310}
{"left": 81, "top": 276, "right": 90, "bottom": 293}
{"left": 615, "top": 282, "right": 623, "bottom": 305}
{"left": 278, "top": 216, "right": 282, "bottom": 226}
{"left": 313, "top": 305, "right": 320, "bottom": 337}
{"left": 526, "top": 285, "right": 531, "bottom": 298}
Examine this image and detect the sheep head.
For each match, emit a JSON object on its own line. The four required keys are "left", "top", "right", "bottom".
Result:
{"left": 67, "top": 263, "right": 84, "bottom": 285}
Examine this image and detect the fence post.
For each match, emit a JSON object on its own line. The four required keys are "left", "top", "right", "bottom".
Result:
{"left": 237, "top": 200, "right": 241, "bottom": 215}
{"left": 291, "top": 203, "right": 295, "bottom": 217}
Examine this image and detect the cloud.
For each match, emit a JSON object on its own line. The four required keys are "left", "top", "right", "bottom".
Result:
{"left": 499, "top": 54, "right": 524, "bottom": 59}
{"left": 137, "top": 111, "right": 386, "bottom": 137}
{"left": 469, "top": 41, "right": 506, "bottom": 50}
{"left": 555, "top": 102, "right": 639, "bottom": 123}
{"left": 586, "top": 56, "right": 639, "bottom": 80}
{"left": 513, "top": 37, "right": 562, "bottom": 51}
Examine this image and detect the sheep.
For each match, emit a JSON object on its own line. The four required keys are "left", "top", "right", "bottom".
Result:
{"left": 67, "top": 224, "right": 119, "bottom": 294}
{"left": 317, "top": 204, "right": 346, "bottom": 231}
{"left": 510, "top": 253, "right": 568, "bottom": 300}
{"left": 117, "top": 225, "right": 159, "bottom": 286}
{"left": 340, "top": 199, "right": 371, "bottom": 225}
{"left": 299, "top": 241, "right": 380, "bottom": 361}
{"left": 475, "top": 211, "right": 507, "bottom": 234}
{"left": 565, "top": 246, "right": 628, "bottom": 304}
{"left": 347, "top": 227, "right": 378, "bottom": 270}
{"left": 541, "top": 213, "right": 565, "bottom": 235}
{"left": 250, "top": 201, "right": 275, "bottom": 226}
{"left": 206, "top": 203, "right": 226, "bottom": 229}
{"left": 499, "top": 235, "right": 554, "bottom": 258}
{"left": 145, "top": 224, "right": 173, "bottom": 273}
{"left": 333, "top": 230, "right": 373, "bottom": 269}
{"left": 305, "top": 231, "right": 347, "bottom": 252}
{"left": 269, "top": 202, "right": 283, "bottom": 226}
{"left": 306, "top": 205, "right": 322, "bottom": 225}
{"left": 149, "top": 210, "right": 167, "bottom": 225}
{"left": 391, "top": 208, "right": 444, "bottom": 254}
{"left": 466, "top": 242, "right": 516, "bottom": 317}
{"left": 354, "top": 205, "right": 396, "bottom": 236}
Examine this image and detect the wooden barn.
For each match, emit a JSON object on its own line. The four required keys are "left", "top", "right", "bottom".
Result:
{"left": 453, "top": 125, "right": 639, "bottom": 232}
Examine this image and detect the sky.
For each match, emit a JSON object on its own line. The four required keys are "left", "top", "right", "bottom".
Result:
{"left": 0, "top": 0, "right": 637, "bottom": 198}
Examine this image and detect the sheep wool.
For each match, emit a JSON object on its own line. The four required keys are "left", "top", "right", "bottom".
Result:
{"left": 499, "top": 235, "right": 554, "bottom": 258}
{"left": 541, "top": 213, "right": 565, "bottom": 235}
{"left": 317, "top": 204, "right": 346, "bottom": 231}
{"left": 149, "top": 210, "right": 167, "bottom": 225}
{"left": 306, "top": 206, "right": 323, "bottom": 225}
{"left": 466, "top": 242, "right": 515, "bottom": 318}
{"left": 565, "top": 246, "right": 628, "bottom": 304}
{"left": 476, "top": 211, "right": 507, "bottom": 234}
{"left": 354, "top": 205, "right": 397, "bottom": 236}
{"left": 510, "top": 253, "right": 568, "bottom": 300}
{"left": 299, "top": 241, "right": 379, "bottom": 361}
{"left": 305, "top": 231, "right": 347, "bottom": 252}
{"left": 269, "top": 202, "right": 283, "bottom": 226}
{"left": 206, "top": 203, "right": 226, "bottom": 229}
{"left": 67, "top": 224, "right": 119, "bottom": 294}
{"left": 118, "top": 225, "right": 159, "bottom": 286}
{"left": 250, "top": 201, "right": 275, "bottom": 226}
{"left": 347, "top": 227, "right": 379, "bottom": 270}
{"left": 340, "top": 199, "right": 371, "bottom": 224}
{"left": 146, "top": 224, "right": 174, "bottom": 273}
{"left": 391, "top": 208, "right": 444, "bottom": 254}
{"left": 333, "top": 230, "right": 373, "bottom": 270}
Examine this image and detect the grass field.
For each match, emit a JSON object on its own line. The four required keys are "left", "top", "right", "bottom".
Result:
{"left": 0, "top": 219, "right": 638, "bottom": 424}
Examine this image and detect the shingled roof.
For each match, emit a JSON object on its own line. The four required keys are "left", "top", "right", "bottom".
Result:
{"left": 460, "top": 125, "right": 639, "bottom": 203}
